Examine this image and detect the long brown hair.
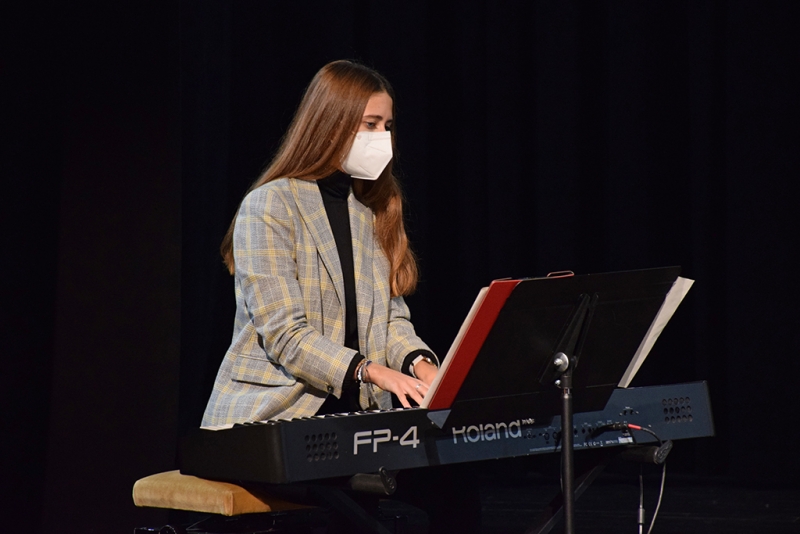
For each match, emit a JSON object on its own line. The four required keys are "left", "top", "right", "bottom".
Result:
{"left": 220, "top": 60, "right": 418, "bottom": 296}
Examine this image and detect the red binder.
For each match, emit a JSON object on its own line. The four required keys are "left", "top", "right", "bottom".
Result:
{"left": 423, "top": 279, "right": 520, "bottom": 411}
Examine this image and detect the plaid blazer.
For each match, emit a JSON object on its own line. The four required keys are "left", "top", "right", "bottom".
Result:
{"left": 202, "top": 177, "right": 434, "bottom": 426}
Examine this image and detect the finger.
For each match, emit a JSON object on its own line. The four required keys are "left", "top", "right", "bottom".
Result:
{"left": 397, "top": 394, "right": 411, "bottom": 408}
{"left": 408, "top": 383, "right": 426, "bottom": 405}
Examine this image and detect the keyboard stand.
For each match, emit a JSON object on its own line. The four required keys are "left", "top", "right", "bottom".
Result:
{"left": 525, "top": 450, "right": 615, "bottom": 534}
{"left": 254, "top": 467, "right": 401, "bottom": 534}
{"left": 309, "top": 484, "right": 394, "bottom": 534}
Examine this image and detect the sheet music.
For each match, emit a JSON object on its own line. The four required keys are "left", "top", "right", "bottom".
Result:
{"left": 200, "top": 272, "right": 689, "bottom": 427}
{"left": 202, "top": 423, "right": 235, "bottom": 431}
{"left": 420, "top": 286, "right": 489, "bottom": 409}
{"left": 618, "top": 276, "right": 694, "bottom": 388}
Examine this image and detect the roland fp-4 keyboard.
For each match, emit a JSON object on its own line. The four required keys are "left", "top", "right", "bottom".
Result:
{"left": 179, "top": 382, "right": 713, "bottom": 484}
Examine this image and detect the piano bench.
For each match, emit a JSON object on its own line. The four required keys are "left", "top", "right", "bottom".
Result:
{"left": 132, "top": 470, "right": 311, "bottom": 516}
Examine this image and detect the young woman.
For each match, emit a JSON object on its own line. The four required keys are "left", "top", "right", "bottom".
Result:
{"left": 201, "top": 60, "right": 481, "bottom": 533}
{"left": 202, "top": 60, "right": 439, "bottom": 427}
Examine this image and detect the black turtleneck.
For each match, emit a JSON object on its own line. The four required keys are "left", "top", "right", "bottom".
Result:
{"left": 315, "top": 172, "right": 437, "bottom": 414}
{"left": 316, "top": 171, "right": 363, "bottom": 413}
{"left": 316, "top": 171, "right": 360, "bottom": 353}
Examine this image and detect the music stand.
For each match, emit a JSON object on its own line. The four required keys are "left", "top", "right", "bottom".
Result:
{"left": 425, "top": 266, "right": 683, "bottom": 534}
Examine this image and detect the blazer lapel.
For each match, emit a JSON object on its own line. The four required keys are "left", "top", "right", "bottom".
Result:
{"left": 349, "top": 193, "right": 375, "bottom": 355}
{"left": 291, "top": 178, "right": 345, "bottom": 308}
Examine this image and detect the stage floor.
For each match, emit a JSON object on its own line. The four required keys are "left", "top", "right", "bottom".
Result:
{"left": 480, "top": 473, "right": 800, "bottom": 533}
{"left": 157, "top": 470, "right": 800, "bottom": 533}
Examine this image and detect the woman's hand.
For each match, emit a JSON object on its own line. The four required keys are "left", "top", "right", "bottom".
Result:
{"left": 364, "top": 363, "right": 429, "bottom": 408}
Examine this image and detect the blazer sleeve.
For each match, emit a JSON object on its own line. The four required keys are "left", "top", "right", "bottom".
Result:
{"left": 234, "top": 185, "right": 355, "bottom": 398}
{"left": 384, "top": 295, "right": 438, "bottom": 372}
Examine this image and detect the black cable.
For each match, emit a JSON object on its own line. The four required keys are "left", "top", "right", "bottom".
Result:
{"left": 638, "top": 466, "right": 645, "bottom": 534}
{"left": 600, "top": 423, "right": 668, "bottom": 533}
{"left": 605, "top": 422, "right": 663, "bottom": 446}
{"left": 647, "top": 462, "right": 667, "bottom": 534}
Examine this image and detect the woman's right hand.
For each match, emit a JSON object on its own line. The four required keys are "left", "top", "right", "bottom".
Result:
{"left": 364, "top": 363, "right": 428, "bottom": 408}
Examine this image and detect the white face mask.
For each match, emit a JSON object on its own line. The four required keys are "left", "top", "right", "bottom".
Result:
{"left": 341, "top": 131, "right": 393, "bottom": 180}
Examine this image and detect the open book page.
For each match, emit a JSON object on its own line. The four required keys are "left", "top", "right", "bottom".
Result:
{"left": 618, "top": 276, "right": 694, "bottom": 388}
{"left": 201, "top": 423, "right": 235, "bottom": 431}
{"left": 420, "top": 287, "right": 488, "bottom": 409}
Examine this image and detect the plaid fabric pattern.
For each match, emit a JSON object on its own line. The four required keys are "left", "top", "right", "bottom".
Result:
{"left": 202, "top": 178, "right": 434, "bottom": 426}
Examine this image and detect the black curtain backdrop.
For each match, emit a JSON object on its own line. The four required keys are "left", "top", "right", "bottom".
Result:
{"left": 4, "top": 1, "right": 798, "bottom": 532}
{"left": 182, "top": 0, "right": 800, "bottom": 481}
{"left": 4, "top": 1, "right": 180, "bottom": 532}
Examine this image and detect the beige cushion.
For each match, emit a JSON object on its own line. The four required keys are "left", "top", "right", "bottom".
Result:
{"left": 132, "top": 470, "right": 310, "bottom": 516}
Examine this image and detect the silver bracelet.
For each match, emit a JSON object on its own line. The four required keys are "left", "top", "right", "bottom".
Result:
{"left": 361, "top": 360, "right": 376, "bottom": 407}
{"left": 358, "top": 359, "right": 372, "bottom": 384}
